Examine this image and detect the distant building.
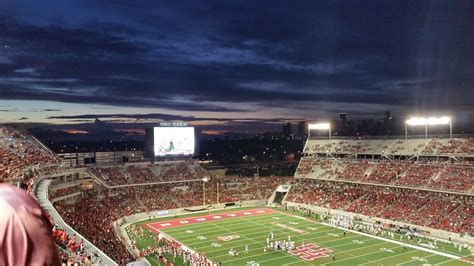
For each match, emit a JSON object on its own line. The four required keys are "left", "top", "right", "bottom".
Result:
{"left": 282, "top": 123, "right": 292, "bottom": 136}
{"left": 338, "top": 113, "right": 348, "bottom": 135}
{"left": 297, "top": 121, "right": 307, "bottom": 137}
{"left": 339, "top": 113, "right": 347, "bottom": 125}
{"left": 383, "top": 111, "right": 394, "bottom": 134}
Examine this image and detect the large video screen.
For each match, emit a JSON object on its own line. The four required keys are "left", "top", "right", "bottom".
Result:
{"left": 154, "top": 127, "right": 195, "bottom": 156}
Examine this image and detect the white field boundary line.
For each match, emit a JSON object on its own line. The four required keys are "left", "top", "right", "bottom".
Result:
{"left": 272, "top": 209, "right": 468, "bottom": 263}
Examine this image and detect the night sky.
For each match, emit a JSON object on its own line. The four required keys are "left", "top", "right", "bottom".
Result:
{"left": 0, "top": 0, "right": 472, "bottom": 133}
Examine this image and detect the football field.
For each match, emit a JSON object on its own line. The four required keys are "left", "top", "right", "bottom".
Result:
{"left": 132, "top": 207, "right": 473, "bottom": 266}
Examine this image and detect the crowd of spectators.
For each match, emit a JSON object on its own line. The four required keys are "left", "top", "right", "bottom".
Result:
{"left": 287, "top": 180, "right": 473, "bottom": 235}
{"left": 422, "top": 138, "right": 474, "bottom": 155}
{"left": 49, "top": 185, "right": 82, "bottom": 199}
{"left": 296, "top": 158, "right": 473, "bottom": 192}
{"left": 0, "top": 126, "right": 58, "bottom": 183}
{"left": 305, "top": 137, "right": 474, "bottom": 156}
{"left": 91, "top": 161, "right": 208, "bottom": 186}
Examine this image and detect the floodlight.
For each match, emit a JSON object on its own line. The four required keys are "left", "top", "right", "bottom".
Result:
{"left": 406, "top": 116, "right": 451, "bottom": 126}
{"left": 405, "top": 116, "right": 452, "bottom": 139}
{"left": 308, "top": 123, "right": 330, "bottom": 130}
{"left": 202, "top": 177, "right": 209, "bottom": 182}
{"left": 427, "top": 116, "right": 450, "bottom": 125}
{"left": 308, "top": 122, "right": 331, "bottom": 139}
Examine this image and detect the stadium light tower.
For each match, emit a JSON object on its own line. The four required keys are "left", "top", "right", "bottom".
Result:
{"left": 308, "top": 123, "right": 331, "bottom": 140}
{"left": 405, "top": 116, "right": 452, "bottom": 139}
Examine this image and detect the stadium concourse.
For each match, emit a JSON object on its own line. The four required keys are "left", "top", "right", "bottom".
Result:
{"left": 1, "top": 125, "right": 473, "bottom": 265}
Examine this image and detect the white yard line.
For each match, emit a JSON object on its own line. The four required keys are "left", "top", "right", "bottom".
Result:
{"left": 222, "top": 249, "right": 284, "bottom": 264}
{"left": 322, "top": 246, "right": 404, "bottom": 265}
{"left": 435, "top": 257, "right": 467, "bottom": 265}
{"left": 358, "top": 249, "right": 419, "bottom": 266}
{"left": 396, "top": 254, "right": 438, "bottom": 266}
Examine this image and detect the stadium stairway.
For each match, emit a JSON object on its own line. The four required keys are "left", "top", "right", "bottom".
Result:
{"left": 268, "top": 185, "right": 292, "bottom": 205}
{"left": 34, "top": 178, "right": 118, "bottom": 266}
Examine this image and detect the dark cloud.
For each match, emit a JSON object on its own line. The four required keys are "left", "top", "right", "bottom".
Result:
{"left": 0, "top": 0, "right": 472, "bottom": 118}
{"left": 47, "top": 112, "right": 303, "bottom": 124}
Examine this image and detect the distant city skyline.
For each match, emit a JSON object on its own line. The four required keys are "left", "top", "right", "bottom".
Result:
{"left": 0, "top": 1, "right": 472, "bottom": 131}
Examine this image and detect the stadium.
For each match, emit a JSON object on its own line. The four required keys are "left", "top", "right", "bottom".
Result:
{"left": 0, "top": 121, "right": 472, "bottom": 266}
{"left": 0, "top": 1, "right": 473, "bottom": 266}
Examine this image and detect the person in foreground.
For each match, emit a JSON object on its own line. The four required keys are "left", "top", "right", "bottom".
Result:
{"left": 0, "top": 181, "right": 60, "bottom": 265}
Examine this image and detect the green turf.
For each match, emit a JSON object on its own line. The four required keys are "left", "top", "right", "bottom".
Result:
{"left": 127, "top": 207, "right": 473, "bottom": 266}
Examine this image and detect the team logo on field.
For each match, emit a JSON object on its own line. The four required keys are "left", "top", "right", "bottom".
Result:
{"left": 217, "top": 235, "right": 240, "bottom": 241}
{"left": 288, "top": 243, "right": 333, "bottom": 261}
